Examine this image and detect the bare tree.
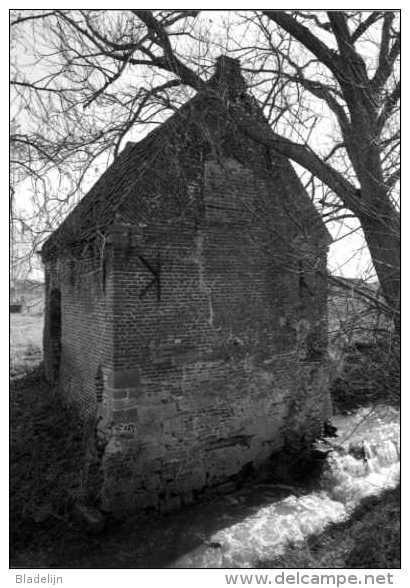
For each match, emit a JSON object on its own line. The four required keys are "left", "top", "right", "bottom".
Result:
{"left": 10, "top": 10, "right": 200, "bottom": 243}
{"left": 10, "top": 10, "right": 400, "bottom": 328}
{"left": 246, "top": 11, "right": 400, "bottom": 327}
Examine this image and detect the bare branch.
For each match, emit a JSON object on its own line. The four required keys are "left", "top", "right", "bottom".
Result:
{"left": 10, "top": 10, "right": 56, "bottom": 27}
{"left": 351, "top": 12, "right": 383, "bottom": 43}
{"left": 262, "top": 11, "right": 341, "bottom": 77}
{"left": 372, "top": 13, "right": 400, "bottom": 92}
{"left": 377, "top": 81, "right": 400, "bottom": 132}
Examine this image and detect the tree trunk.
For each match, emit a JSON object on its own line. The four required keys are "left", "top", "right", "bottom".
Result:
{"left": 356, "top": 193, "right": 400, "bottom": 332}
{"left": 344, "top": 123, "right": 400, "bottom": 331}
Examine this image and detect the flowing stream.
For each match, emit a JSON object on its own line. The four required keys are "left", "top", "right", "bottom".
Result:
{"left": 56, "top": 403, "right": 399, "bottom": 569}
{"left": 170, "top": 405, "right": 399, "bottom": 568}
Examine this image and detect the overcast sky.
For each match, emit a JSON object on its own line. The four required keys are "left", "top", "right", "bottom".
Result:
{"left": 11, "top": 8, "right": 395, "bottom": 282}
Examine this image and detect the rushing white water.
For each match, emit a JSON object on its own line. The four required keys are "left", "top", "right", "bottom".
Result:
{"left": 172, "top": 405, "right": 399, "bottom": 568}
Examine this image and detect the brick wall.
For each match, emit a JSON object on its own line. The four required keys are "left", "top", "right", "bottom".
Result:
{"left": 98, "top": 155, "right": 330, "bottom": 514}
{"left": 42, "top": 94, "right": 331, "bottom": 514}
{"left": 43, "top": 246, "right": 114, "bottom": 420}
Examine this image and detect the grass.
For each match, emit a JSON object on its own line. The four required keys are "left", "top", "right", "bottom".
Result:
{"left": 10, "top": 314, "right": 43, "bottom": 378}
{"left": 10, "top": 368, "right": 90, "bottom": 567}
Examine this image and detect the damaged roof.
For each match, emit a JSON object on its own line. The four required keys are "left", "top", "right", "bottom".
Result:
{"left": 42, "top": 56, "right": 331, "bottom": 260}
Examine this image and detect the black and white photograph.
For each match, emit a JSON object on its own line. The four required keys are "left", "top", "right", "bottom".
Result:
{"left": 9, "top": 6, "right": 401, "bottom": 578}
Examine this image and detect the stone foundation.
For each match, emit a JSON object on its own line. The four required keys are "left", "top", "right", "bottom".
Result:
{"left": 93, "top": 355, "right": 331, "bottom": 515}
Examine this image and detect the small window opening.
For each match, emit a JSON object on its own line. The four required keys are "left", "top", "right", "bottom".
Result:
{"left": 95, "top": 365, "right": 103, "bottom": 403}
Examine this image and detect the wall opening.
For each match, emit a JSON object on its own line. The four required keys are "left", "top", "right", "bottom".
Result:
{"left": 95, "top": 365, "right": 103, "bottom": 403}
{"left": 49, "top": 288, "right": 61, "bottom": 381}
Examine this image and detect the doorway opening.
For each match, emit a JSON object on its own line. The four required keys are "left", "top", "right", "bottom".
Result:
{"left": 49, "top": 288, "right": 61, "bottom": 381}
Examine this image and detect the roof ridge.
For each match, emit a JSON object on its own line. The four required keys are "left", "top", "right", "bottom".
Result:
{"left": 41, "top": 74, "right": 330, "bottom": 260}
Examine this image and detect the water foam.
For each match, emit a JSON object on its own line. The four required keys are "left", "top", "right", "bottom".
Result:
{"left": 172, "top": 405, "right": 400, "bottom": 568}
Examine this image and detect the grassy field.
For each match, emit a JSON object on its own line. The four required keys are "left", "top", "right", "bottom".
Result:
{"left": 10, "top": 314, "right": 43, "bottom": 378}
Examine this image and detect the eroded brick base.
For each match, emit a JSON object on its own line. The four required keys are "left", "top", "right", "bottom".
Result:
{"left": 95, "top": 356, "right": 330, "bottom": 514}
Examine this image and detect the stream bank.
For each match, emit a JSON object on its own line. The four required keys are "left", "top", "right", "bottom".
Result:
{"left": 11, "top": 370, "right": 400, "bottom": 569}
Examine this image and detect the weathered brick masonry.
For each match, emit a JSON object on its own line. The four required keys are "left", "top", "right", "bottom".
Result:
{"left": 42, "top": 56, "right": 332, "bottom": 514}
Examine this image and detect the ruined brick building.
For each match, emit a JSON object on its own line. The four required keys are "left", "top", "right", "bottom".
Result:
{"left": 41, "top": 56, "right": 332, "bottom": 514}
